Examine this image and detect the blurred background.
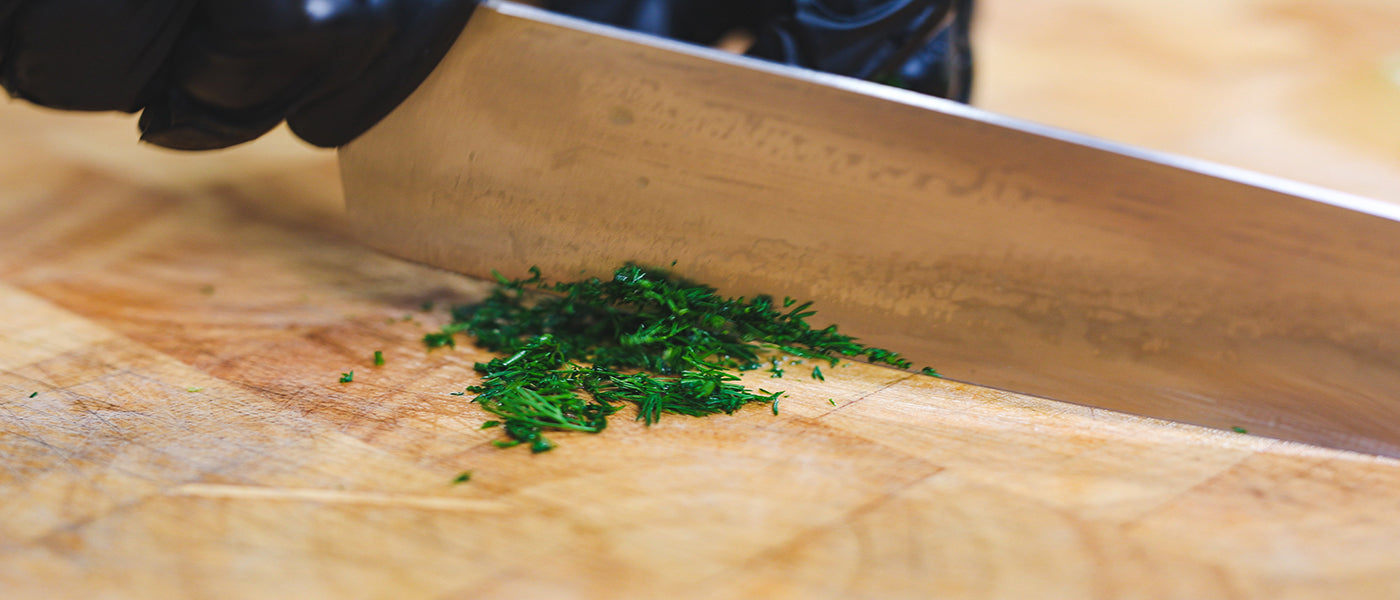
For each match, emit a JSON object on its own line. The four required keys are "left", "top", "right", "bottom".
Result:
{"left": 2, "top": 0, "right": 1396, "bottom": 202}
{"left": 975, "top": 0, "right": 1400, "bottom": 202}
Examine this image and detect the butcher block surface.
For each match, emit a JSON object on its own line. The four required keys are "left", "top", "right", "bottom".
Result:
{"left": 3, "top": 1, "right": 1400, "bottom": 598}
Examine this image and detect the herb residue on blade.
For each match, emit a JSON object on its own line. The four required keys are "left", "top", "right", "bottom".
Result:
{"left": 428, "top": 265, "right": 920, "bottom": 452}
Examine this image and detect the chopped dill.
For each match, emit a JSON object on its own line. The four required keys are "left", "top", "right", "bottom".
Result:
{"left": 1232, "top": 426, "right": 1248, "bottom": 434}
{"left": 373, "top": 350, "right": 385, "bottom": 366}
{"left": 339, "top": 371, "right": 354, "bottom": 384}
{"left": 186, "top": 387, "right": 204, "bottom": 393}
{"left": 812, "top": 366, "right": 825, "bottom": 381}
{"left": 920, "top": 367, "right": 942, "bottom": 378}
{"left": 423, "top": 331, "right": 456, "bottom": 349}
{"left": 452, "top": 471, "right": 472, "bottom": 484}
{"left": 429, "top": 264, "right": 927, "bottom": 451}
{"left": 28, "top": 392, "right": 37, "bottom": 398}
{"left": 828, "top": 399, "right": 837, "bottom": 406}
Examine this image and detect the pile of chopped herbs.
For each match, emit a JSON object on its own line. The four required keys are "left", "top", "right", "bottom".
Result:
{"left": 426, "top": 265, "right": 925, "bottom": 452}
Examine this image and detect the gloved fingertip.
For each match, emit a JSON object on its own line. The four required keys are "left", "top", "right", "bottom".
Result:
{"left": 138, "top": 94, "right": 279, "bottom": 151}
{"left": 286, "top": 0, "right": 480, "bottom": 147}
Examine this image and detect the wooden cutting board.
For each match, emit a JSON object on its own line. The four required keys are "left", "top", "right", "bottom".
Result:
{"left": 3, "top": 1, "right": 1400, "bottom": 598}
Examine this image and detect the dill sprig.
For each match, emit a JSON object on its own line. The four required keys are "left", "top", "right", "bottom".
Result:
{"left": 430, "top": 264, "right": 920, "bottom": 451}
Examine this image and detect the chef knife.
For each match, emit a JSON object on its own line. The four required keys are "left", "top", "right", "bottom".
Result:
{"left": 339, "top": 1, "right": 1400, "bottom": 458}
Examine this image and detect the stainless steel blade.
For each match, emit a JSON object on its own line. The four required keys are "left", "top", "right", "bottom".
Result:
{"left": 339, "top": 1, "right": 1400, "bottom": 457}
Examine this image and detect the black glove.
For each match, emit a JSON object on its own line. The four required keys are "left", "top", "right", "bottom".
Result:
{"left": 545, "top": 0, "right": 974, "bottom": 101}
{"left": 0, "top": 0, "right": 479, "bottom": 150}
{"left": 0, "top": 0, "right": 969, "bottom": 151}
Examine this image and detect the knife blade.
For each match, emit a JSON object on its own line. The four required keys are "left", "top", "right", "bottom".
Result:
{"left": 339, "top": 1, "right": 1400, "bottom": 457}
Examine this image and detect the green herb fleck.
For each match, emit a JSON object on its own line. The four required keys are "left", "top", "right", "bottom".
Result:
{"left": 1232, "top": 426, "right": 1248, "bottom": 434}
{"left": 28, "top": 392, "right": 38, "bottom": 398}
{"left": 429, "top": 265, "right": 919, "bottom": 451}
{"left": 423, "top": 331, "right": 457, "bottom": 349}
{"left": 373, "top": 350, "right": 385, "bottom": 366}
{"left": 920, "top": 367, "right": 942, "bottom": 378}
{"left": 828, "top": 399, "right": 837, "bottom": 406}
{"left": 186, "top": 387, "right": 204, "bottom": 393}
{"left": 339, "top": 371, "right": 354, "bottom": 384}
{"left": 812, "top": 366, "right": 825, "bottom": 381}
{"left": 481, "top": 420, "right": 501, "bottom": 429}
{"left": 452, "top": 471, "right": 472, "bottom": 484}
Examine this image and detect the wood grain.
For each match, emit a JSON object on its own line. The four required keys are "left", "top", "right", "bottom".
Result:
{"left": 3, "top": 1, "right": 1400, "bottom": 598}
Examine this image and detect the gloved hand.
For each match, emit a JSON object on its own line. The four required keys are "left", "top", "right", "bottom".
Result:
{"left": 0, "top": 0, "right": 479, "bottom": 150}
{"left": 0, "top": 0, "right": 970, "bottom": 151}
{"left": 545, "top": 0, "right": 974, "bottom": 101}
